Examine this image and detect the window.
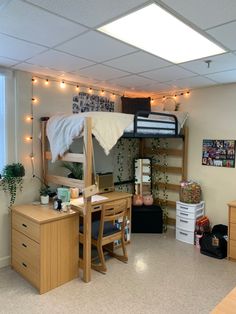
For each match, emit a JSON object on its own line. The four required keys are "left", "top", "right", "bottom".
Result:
{"left": 0, "top": 75, "right": 5, "bottom": 171}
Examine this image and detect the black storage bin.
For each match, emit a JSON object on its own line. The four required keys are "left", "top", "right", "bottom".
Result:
{"left": 132, "top": 205, "right": 163, "bottom": 233}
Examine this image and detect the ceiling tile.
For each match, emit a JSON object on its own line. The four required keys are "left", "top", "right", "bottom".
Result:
{"left": 160, "top": 0, "right": 236, "bottom": 29}
{"left": 169, "top": 76, "right": 217, "bottom": 89}
{"left": 75, "top": 64, "right": 128, "bottom": 81}
{"left": 207, "top": 21, "right": 236, "bottom": 50}
{"left": 27, "top": 50, "right": 94, "bottom": 72}
{"left": 12, "top": 62, "right": 66, "bottom": 77}
{"left": 26, "top": 0, "right": 148, "bottom": 27}
{"left": 181, "top": 53, "right": 236, "bottom": 75}
{"left": 0, "top": 33, "right": 46, "bottom": 60}
{"left": 0, "top": 0, "right": 87, "bottom": 47}
{"left": 0, "top": 56, "right": 19, "bottom": 67}
{"left": 142, "top": 66, "right": 196, "bottom": 82}
{"left": 104, "top": 51, "right": 172, "bottom": 74}
{"left": 205, "top": 69, "right": 236, "bottom": 83}
{"left": 110, "top": 75, "right": 154, "bottom": 88}
{"left": 56, "top": 31, "right": 137, "bottom": 62}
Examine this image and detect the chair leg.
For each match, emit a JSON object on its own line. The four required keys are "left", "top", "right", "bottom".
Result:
{"left": 91, "top": 244, "right": 107, "bottom": 274}
{"left": 105, "top": 238, "right": 128, "bottom": 263}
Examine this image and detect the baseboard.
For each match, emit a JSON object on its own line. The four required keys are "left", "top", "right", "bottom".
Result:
{"left": 0, "top": 256, "right": 10, "bottom": 268}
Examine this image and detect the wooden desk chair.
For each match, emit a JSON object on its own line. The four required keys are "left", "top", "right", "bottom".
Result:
{"left": 90, "top": 199, "right": 128, "bottom": 273}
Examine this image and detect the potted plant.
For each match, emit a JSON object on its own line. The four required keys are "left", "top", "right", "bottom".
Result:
{"left": 0, "top": 163, "right": 25, "bottom": 206}
{"left": 40, "top": 184, "right": 50, "bottom": 205}
{"left": 62, "top": 162, "right": 83, "bottom": 180}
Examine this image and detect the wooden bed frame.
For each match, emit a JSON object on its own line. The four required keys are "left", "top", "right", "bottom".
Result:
{"left": 40, "top": 113, "right": 189, "bottom": 282}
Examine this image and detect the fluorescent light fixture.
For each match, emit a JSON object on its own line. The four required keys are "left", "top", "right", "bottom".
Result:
{"left": 98, "top": 3, "right": 225, "bottom": 63}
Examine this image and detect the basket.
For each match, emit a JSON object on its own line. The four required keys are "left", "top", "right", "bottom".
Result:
{"left": 180, "top": 181, "right": 201, "bottom": 204}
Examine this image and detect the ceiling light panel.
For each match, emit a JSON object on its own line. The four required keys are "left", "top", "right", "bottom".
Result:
{"left": 98, "top": 3, "right": 225, "bottom": 63}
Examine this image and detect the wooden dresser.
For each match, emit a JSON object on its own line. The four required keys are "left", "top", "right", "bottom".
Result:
{"left": 11, "top": 204, "right": 79, "bottom": 294}
{"left": 228, "top": 201, "right": 236, "bottom": 260}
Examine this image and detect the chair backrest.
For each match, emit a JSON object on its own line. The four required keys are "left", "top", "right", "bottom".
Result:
{"left": 99, "top": 199, "right": 128, "bottom": 239}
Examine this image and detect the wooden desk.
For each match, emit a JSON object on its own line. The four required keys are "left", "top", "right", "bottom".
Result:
{"left": 71, "top": 191, "right": 132, "bottom": 282}
{"left": 11, "top": 204, "right": 79, "bottom": 294}
{"left": 211, "top": 286, "right": 236, "bottom": 313}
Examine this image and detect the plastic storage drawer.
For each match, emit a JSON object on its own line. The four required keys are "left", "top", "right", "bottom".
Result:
{"left": 176, "top": 227, "right": 195, "bottom": 244}
{"left": 176, "top": 201, "right": 205, "bottom": 214}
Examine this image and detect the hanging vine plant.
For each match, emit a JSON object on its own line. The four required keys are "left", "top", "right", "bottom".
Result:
{"left": 0, "top": 163, "right": 25, "bottom": 206}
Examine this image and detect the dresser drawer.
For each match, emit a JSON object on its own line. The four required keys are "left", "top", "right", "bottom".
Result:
{"left": 230, "top": 208, "right": 236, "bottom": 223}
{"left": 176, "top": 201, "right": 204, "bottom": 214}
{"left": 12, "top": 254, "right": 39, "bottom": 289}
{"left": 229, "top": 239, "right": 236, "bottom": 259}
{"left": 12, "top": 229, "right": 40, "bottom": 266}
{"left": 12, "top": 212, "right": 40, "bottom": 243}
{"left": 176, "top": 215, "right": 195, "bottom": 231}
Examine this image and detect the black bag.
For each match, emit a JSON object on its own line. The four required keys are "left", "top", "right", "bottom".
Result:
{"left": 200, "top": 224, "right": 228, "bottom": 259}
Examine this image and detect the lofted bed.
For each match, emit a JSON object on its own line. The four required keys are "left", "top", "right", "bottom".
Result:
{"left": 40, "top": 110, "right": 189, "bottom": 282}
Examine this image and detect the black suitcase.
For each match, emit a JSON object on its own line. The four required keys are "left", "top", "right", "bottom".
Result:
{"left": 200, "top": 224, "right": 228, "bottom": 259}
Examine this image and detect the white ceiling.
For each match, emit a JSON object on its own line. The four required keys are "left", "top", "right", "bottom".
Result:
{"left": 1, "top": 0, "right": 236, "bottom": 97}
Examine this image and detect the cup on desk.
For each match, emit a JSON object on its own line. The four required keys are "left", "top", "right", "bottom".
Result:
{"left": 70, "top": 187, "right": 79, "bottom": 199}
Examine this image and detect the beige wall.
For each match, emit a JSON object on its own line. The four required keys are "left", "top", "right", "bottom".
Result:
{"left": 1, "top": 70, "right": 236, "bottom": 267}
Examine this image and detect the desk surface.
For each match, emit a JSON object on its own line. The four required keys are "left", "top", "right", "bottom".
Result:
{"left": 71, "top": 191, "right": 132, "bottom": 210}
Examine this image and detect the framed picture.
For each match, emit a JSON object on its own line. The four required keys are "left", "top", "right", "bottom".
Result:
{"left": 72, "top": 92, "right": 114, "bottom": 113}
{"left": 202, "top": 139, "right": 235, "bottom": 168}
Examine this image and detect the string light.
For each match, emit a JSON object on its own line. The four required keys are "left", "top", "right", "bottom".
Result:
{"left": 76, "top": 85, "right": 79, "bottom": 91}
{"left": 25, "top": 136, "right": 33, "bottom": 141}
{"left": 25, "top": 116, "right": 33, "bottom": 122}
{"left": 45, "top": 79, "right": 49, "bottom": 85}
{"left": 32, "top": 78, "right": 37, "bottom": 84}
{"left": 31, "top": 97, "right": 37, "bottom": 103}
{"left": 60, "top": 81, "right": 65, "bottom": 88}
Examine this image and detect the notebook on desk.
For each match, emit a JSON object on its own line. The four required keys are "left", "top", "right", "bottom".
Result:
{"left": 70, "top": 195, "right": 108, "bottom": 206}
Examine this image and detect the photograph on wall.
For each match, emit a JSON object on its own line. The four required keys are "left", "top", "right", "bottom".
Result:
{"left": 72, "top": 92, "right": 114, "bottom": 113}
{"left": 202, "top": 139, "right": 235, "bottom": 168}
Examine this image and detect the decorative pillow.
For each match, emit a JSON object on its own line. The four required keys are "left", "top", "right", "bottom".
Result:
{"left": 121, "top": 96, "right": 151, "bottom": 115}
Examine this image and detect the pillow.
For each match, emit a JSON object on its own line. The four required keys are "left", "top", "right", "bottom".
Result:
{"left": 148, "top": 111, "right": 189, "bottom": 129}
{"left": 121, "top": 96, "right": 151, "bottom": 115}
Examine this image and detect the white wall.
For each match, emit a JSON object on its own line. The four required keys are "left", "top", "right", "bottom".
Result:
{"left": 1, "top": 70, "right": 236, "bottom": 267}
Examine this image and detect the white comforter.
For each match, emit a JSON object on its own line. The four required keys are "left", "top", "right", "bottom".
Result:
{"left": 46, "top": 112, "right": 134, "bottom": 162}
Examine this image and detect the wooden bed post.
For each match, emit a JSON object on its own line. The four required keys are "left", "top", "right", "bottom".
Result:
{"left": 182, "top": 126, "right": 189, "bottom": 181}
{"left": 41, "top": 119, "right": 48, "bottom": 184}
{"left": 83, "top": 117, "right": 93, "bottom": 282}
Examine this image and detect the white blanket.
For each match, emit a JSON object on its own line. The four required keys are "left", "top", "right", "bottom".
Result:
{"left": 46, "top": 112, "right": 134, "bottom": 162}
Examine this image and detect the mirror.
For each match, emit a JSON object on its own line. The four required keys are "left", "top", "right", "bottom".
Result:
{"left": 134, "top": 158, "right": 152, "bottom": 195}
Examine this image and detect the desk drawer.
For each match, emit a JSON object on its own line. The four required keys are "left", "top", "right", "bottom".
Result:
{"left": 12, "top": 212, "right": 40, "bottom": 243}
{"left": 12, "top": 254, "right": 39, "bottom": 289}
{"left": 92, "top": 204, "right": 102, "bottom": 212}
{"left": 12, "top": 229, "right": 40, "bottom": 266}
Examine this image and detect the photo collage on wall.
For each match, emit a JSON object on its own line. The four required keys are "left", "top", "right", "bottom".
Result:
{"left": 202, "top": 139, "right": 235, "bottom": 168}
{"left": 72, "top": 92, "right": 114, "bottom": 113}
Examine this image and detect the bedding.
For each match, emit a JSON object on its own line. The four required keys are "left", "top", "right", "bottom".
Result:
{"left": 46, "top": 111, "right": 188, "bottom": 162}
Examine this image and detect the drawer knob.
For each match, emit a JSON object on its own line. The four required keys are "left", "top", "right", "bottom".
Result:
{"left": 22, "top": 262, "right": 27, "bottom": 268}
{"left": 22, "top": 223, "right": 27, "bottom": 228}
{"left": 22, "top": 243, "right": 27, "bottom": 248}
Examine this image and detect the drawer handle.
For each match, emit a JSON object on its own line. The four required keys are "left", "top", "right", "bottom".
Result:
{"left": 22, "top": 223, "right": 27, "bottom": 228}
{"left": 22, "top": 262, "right": 27, "bottom": 268}
{"left": 22, "top": 243, "right": 27, "bottom": 248}
{"left": 180, "top": 206, "right": 188, "bottom": 210}
{"left": 180, "top": 212, "right": 188, "bottom": 216}
{"left": 93, "top": 206, "right": 100, "bottom": 210}
{"left": 180, "top": 231, "right": 188, "bottom": 236}
{"left": 180, "top": 219, "right": 188, "bottom": 223}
